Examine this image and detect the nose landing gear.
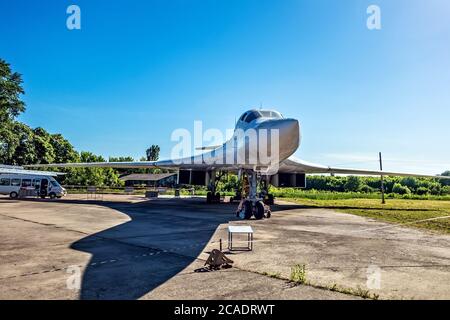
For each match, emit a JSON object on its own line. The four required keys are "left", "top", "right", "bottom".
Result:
{"left": 236, "top": 199, "right": 271, "bottom": 220}
{"left": 235, "top": 171, "right": 272, "bottom": 220}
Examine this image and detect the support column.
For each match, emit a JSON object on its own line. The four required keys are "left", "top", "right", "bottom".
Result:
{"left": 211, "top": 170, "right": 216, "bottom": 194}
{"left": 248, "top": 171, "right": 258, "bottom": 200}
{"left": 271, "top": 174, "right": 279, "bottom": 187}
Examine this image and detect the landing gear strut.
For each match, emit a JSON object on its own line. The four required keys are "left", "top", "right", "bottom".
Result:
{"left": 206, "top": 170, "right": 222, "bottom": 204}
{"left": 235, "top": 171, "right": 272, "bottom": 220}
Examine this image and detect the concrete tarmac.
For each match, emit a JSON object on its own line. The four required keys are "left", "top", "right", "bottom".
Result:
{"left": 0, "top": 194, "right": 448, "bottom": 300}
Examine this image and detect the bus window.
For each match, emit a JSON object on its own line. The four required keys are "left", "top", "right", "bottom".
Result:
{"left": 50, "top": 180, "right": 59, "bottom": 187}
{"left": 11, "top": 179, "right": 21, "bottom": 186}
{"left": 0, "top": 178, "right": 10, "bottom": 186}
{"left": 22, "top": 179, "right": 32, "bottom": 187}
{"left": 33, "top": 179, "right": 41, "bottom": 187}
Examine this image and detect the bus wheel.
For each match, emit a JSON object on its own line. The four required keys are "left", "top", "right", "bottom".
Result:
{"left": 9, "top": 191, "right": 18, "bottom": 199}
{"left": 49, "top": 193, "right": 56, "bottom": 199}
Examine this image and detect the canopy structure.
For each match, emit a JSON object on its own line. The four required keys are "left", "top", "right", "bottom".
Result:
{"left": 0, "top": 165, "right": 63, "bottom": 177}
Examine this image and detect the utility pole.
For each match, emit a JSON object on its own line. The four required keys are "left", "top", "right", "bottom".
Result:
{"left": 379, "top": 152, "right": 386, "bottom": 204}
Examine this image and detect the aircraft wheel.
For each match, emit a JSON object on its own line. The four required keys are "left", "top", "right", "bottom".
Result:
{"left": 254, "top": 201, "right": 265, "bottom": 220}
{"left": 243, "top": 201, "right": 253, "bottom": 220}
{"left": 9, "top": 191, "right": 18, "bottom": 199}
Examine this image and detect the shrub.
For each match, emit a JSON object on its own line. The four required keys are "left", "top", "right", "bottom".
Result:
{"left": 442, "top": 186, "right": 450, "bottom": 195}
{"left": 401, "top": 177, "right": 418, "bottom": 192}
{"left": 416, "top": 187, "right": 429, "bottom": 196}
{"left": 392, "top": 183, "right": 411, "bottom": 195}
{"left": 360, "top": 184, "right": 376, "bottom": 193}
{"left": 430, "top": 184, "right": 442, "bottom": 196}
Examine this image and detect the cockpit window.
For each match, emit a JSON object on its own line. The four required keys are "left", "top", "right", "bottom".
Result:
{"left": 243, "top": 111, "right": 260, "bottom": 123}
{"left": 259, "top": 110, "right": 283, "bottom": 119}
{"left": 239, "top": 110, "right": 283, "bottom": 123}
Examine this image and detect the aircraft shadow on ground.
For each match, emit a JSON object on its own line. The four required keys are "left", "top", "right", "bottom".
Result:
{"left": 8, "top": 197, "right": 436, "bottom": 299}
{"left": 57, "top": 197, "right": 242, "bottom": 300}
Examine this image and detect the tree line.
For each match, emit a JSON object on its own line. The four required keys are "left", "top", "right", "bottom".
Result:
{"left": 304, "top": 175, "right": 450, "bottom": 196}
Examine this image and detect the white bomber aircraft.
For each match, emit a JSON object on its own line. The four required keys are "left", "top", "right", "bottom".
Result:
{"left": 23, "top": 109, "right": 450, "bottom": 219}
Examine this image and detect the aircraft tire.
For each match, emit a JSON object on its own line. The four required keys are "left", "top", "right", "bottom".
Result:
{"left": 243, "top": 201, "right": 253, "bottom": 220}
{"left": 254, "top": 201, "right": 265, "bottom": 220}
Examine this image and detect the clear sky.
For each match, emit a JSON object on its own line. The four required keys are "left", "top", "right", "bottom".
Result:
{"left": 1, "top": 0, "right": 449, "bottom": 174}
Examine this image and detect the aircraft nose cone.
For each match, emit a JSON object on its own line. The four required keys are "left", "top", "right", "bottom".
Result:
{"left": 257, "top": 118, "right": 300, "bottom": 161}
{"left": 278, "top": 119, "right": 300, "bottom": 158}
{"left": 279, "top": 118, "right": 299, "bottom": 135}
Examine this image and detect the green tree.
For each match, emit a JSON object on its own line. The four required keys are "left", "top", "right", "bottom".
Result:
{"left": 0, "top": 59, "right": 25, "bottom": 123}
{"left": 109, "top": 156, "right": 134, "bottom": 162}
{"left": 32, "top": 127, "right": 55, "bottom": 164}
{"left": 440, "top": 171, "right": 450, "bottom": 186}
{"left": 50, "top": 134, "right": 79, "bottom": 163}
{"left": 344, "top": 176, "right": 362, "bottom": 192}
{"left": 0, "top": 121, "right": 18, "bottom": 163}
{"left": 9, "top": 122, "right": 36, "bottom": 165}
{"left": 62, "top": 152, "right": 122, "bottom": 187}
{"left": 146, "top": 145, "right": 160, "bottom": 161}
{"left": 109, "top": 156, "right": 137, "bottom": 175}
{"left": 0, "top": 59, "right": 27, "bottom": 164}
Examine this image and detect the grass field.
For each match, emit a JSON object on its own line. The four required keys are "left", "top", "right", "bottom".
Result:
{"left": 284, "top": 197, "right": 450, "bottom": 234}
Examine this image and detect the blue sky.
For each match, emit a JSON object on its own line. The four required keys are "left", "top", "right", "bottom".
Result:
{"left": 1, "top": 0, "right": 449, "bottom": 174}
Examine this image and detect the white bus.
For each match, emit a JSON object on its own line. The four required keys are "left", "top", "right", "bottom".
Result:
{"left": 0, "top": 173, "right": 67, "bottom": 199}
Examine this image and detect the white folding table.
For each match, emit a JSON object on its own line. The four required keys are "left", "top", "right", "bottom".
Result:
{"left": 228, "top": 225, "right": 254, "bottom": 251}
